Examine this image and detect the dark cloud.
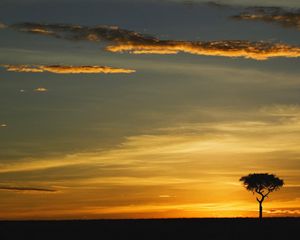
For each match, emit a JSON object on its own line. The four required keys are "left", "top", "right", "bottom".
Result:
{"left": 7, "top": 22, "right": 300, "bottom": 60}
{"left": 0, "top": 186, "right": 57, "bottom": 193}
{"left": 205, "top": 1, "right": 231, "bottom": 8}
{"left": 232, "top": 7, "right": 300, "bottom": 30}
{"left": 11, "top": 22, "right": 157, "bottom": 43}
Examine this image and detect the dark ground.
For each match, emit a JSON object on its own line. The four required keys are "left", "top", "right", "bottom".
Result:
{"left": 0, "top": 218, "right": 299, "bottom": 240}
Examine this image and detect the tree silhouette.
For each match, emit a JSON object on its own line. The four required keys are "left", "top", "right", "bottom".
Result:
{"left": 240, "top": 173, "right": 284, "bottom": 220}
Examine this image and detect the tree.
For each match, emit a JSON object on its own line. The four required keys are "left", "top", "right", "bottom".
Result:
{"left": 240, "top": 173, "right": 284, "bottom": 220}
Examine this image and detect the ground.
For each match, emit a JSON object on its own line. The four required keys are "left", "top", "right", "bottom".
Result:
{"left": 0, "top": 218, "right": 299, "bottom": 240}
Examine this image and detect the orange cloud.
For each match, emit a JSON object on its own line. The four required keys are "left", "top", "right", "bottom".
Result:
{"left": 1, "top": 65, "right": 43, "bottom": 73}
{"left": 264, "top": 208, "right": 300, "bottom": 215}
{"left": 40, "top": 65, "right": 135, "bottom": 74}
{"left": 8, "top": 22, "right": 300, "bottom": 60}
{"left": 106, "top": 41, "right": 300, "bottom": 60}
{"left": 0, "top": 64, "right": 136, "bottom": 74}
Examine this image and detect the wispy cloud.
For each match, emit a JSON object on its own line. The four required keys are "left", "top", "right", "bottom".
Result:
{"left": 0, "top": 64, "right": 136, "bottom": 74}
{"left": 264, "top": 208, "right": 300, "bottom": 215}
{"left": 232, "top": 7, "right": 300, "bottom": 30}
{"left": 159, "top": 195, "right": 174, "bottom": 198}
{"left": 260, "top": 104, "right": 300, "bottom": 117}
{"left": 2, "top": 104, "right": 300, "bottom": 175}
{"left": 8, "top": 22, "right": 300, "bottom": 60}
{"left": 187, "top": 1, "right": 300, "bottom": 8}
{"left": 34, "top": 87, "right": 48, "bottom": 92}
{"left": 0, "top": 186, "right": 57, "bottom": 193}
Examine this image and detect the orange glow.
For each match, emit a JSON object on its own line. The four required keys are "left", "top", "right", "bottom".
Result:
{"left": 1, "top": 105, "right": 300, "bottom": 219}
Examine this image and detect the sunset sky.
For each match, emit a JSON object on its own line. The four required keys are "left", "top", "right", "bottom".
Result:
{"left": 0, "top": 0, "right": 300, "bottom": 219}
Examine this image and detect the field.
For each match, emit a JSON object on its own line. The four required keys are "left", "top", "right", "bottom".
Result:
{"left": 1, "top": 218, "right": 299, "bottom": 240}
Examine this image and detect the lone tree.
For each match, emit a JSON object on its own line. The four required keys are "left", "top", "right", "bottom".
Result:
{"left": 240, "top": 173, "right": 284, "bottom": 219}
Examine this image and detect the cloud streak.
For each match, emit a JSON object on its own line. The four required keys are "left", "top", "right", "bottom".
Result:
{"left": 265, "top": 208, "right": 300, "bottom": 215}
{"left": 2, "top": 104, "right": 300, "bottom": 174}
{"left": 8, "top": 22, "right": 300, "bottom": 60}
{"left": 106, "top": 41, "right": 300, "bottom": 60}
{"left": 0, "top": 64, "right": 136, "bottom": 74}
{"left": 232, "top": 7, "right": 300, "bottom": 30}
{"left": 0, "top": 186, "right": 57, "bottom": 193}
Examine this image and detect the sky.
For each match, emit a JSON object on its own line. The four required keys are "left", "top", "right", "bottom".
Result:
{"left": 0, "top": 0, "right": 300, "bottom": 219}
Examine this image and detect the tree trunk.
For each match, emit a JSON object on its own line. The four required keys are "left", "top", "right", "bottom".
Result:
{"left": 259, "top": 201, "right": 263, "bottom": 220}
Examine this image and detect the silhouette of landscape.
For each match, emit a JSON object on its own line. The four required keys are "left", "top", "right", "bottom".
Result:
{"left": 1, "top": 218, "right": 299, "bottom": 240}
{"left": 1, "top": 173, "right": 295, "bottom": 240}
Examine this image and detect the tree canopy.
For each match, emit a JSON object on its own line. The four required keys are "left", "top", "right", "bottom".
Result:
{"left": 240, "top": 173, "right": 284, "bottom": 196}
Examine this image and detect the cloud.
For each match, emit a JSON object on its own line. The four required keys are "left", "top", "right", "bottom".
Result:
{"left": 190, "top": 1, "right": 300, "bottom": 8}
{"left": 0, "top": 64, "right": 136, "bottom": 74}
{"left": 106, "top": 41, "right": 300, "bottom": 60}
{"left": 205, "top": 1, "right": 231, "bottom": 8}
{"left": 159, "top": 195, "right": 175, "bottom": 198}
{"left": 8, "top": 22, "right": 300, "bottom": 60}
{"left": 2, "top": 104, "right": 300, "bottom": 175}
{"left": 0, "top": 22, "right": 7, "bottom": 29}
{"left": 260, "top": 104, "right": 300, "bottom": 117}
{"left": 232, "top": 7, "right": 300, "bottom": 30}
{"left": 264, "top": 208, "right": 300, "bottom": 215}
{"left": 11, "top": 22, "right": 156, "bottom": 43}
{"left": 0, "top": 186, "right": 57, "bottom": 193}
{"left": 34, "top": 87, "right": 48, "bottom": 92}
{"left": 1, "top": 64, "right": 43, "bottom": 73}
